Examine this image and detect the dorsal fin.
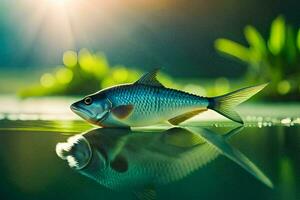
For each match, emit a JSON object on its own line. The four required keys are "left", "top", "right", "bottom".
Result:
{"left": 134, "top": 68, "right": 164, "bottom": 87}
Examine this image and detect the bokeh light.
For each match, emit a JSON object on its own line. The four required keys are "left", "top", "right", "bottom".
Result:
{"left": 214, "top": 77, "right": 230, "bottom": 94}
{"left": 277, "top": 80, "right": 291, "bottom": 95}
{"left": 63, "top": 51, "right": 77, "bottom": 67}
{"left": 101, "top": 77, "right": 116, "bottom": 88}
{"left": 91, "top": 53, "right": 109, "bottom": 78}
{"left": 40, "top": 73, "right": 56, "bottom": 88}
{"left": 78, "top": 49, "right": 94, "bottom": 73}
{"left": 112, "top": 67, "right": 129, "bottom": 82}
{"left": 56, "top": 68, "right": 73, "bottom": 84}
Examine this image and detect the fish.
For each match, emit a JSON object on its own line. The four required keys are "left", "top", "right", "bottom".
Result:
{"left": 56, "top": 127, "right": 273, "bottom": 200}
{"left": 70, "top": 69, "right": 268, "bottom": 127}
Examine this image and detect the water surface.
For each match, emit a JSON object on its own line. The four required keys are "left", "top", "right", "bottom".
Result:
{"left": 0, "top": 117, "right": 299, "bottom": 200}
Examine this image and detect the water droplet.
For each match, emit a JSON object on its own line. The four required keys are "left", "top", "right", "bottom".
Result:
{"left": 292, "top": 118, "right": 300, "bottom": 125}
{"left": 257, "top": 116, "right": 263, "bottom": 122}
{"left": 280, "top": 117, "right": 292, "bottom": 124}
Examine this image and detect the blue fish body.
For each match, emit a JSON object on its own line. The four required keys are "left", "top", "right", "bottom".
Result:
{"left": 101, "top": 84, "right": 208, "bottom": 127}
{"left": 71, "top": 69, "right": 267, "bottom": 127}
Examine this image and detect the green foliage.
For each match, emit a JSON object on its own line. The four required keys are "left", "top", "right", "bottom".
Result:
{"left": 18, "top": 49, "right": 174, "bottom": 97}
{"left": 17, "top": 48, "right": 241, "bottom": 98}
{"left": 19, "top": 49, "right": 138, "bottom": 97}
{"left": 215, "top": 15, "right": 300, "bottom": 100}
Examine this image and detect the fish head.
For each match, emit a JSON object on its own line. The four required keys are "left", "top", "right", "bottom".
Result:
{"left": 56, "top": 134, "right": 93, "bottom": 170}
{"left": 70, "top": 92, "right": 112, "bottom": 126}
{"left": 56, "top": 134, "right": 108, "bottom": 172}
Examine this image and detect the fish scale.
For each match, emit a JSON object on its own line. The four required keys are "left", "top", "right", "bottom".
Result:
{"left": 106, "top": 84, "right": 207, "bottom": 126}
{"left": 70, "top": 69, "right": 267, "bottom": 127}
{"left": 90, "top": 131, "right": 220, "bottom": 190}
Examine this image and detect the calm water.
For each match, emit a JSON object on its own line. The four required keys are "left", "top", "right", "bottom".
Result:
{"left": 0, "top": 118, "right": 299, "bottom": 200}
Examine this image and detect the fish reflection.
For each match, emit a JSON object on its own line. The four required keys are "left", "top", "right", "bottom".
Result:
{"left": 56, "top": 127, "right": 273, "bottom": 199}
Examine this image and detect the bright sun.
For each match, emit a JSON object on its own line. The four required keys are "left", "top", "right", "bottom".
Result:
{"left": 6, "top": 0, "right": 119, "bottom": 52}
{"left": 6, "top": 0, "right": 151, "bottom": 64}
{"left": 52, "top": 0, "right": 67, "bottom": 3}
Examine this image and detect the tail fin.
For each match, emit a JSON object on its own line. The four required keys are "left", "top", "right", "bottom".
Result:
{"left": 208, "top": 83, "right": 268, "bottom": 124}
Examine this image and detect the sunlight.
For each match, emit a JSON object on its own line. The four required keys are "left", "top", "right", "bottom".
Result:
{"left": 6, "top": 0, "right": 118, "bottom": 58}
{"left": 51, "top": 0, "right": 67, "bottom": 3}
{"left": 3, "top": 0, "right": 177, "bottom": 67}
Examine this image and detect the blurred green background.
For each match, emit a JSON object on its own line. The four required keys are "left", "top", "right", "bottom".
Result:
{"left": 0, "top": 0, "right": 299, "bottom": 100}
{"left": 0, "top": 1, "right": 300, "bottom": 200}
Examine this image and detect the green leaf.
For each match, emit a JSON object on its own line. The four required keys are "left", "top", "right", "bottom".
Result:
{"left": 285, "top": 26, "right": 297, "bottom": 63}
{"left": 244, "top": 25, "right": 266, "bottom": 54}
{"left": 268, "top": 15, "right": 286, "bottom": 55}
{"left": 214, "top": 38, "right": 250, "bottom": 62}
{"left": 297, "top": 28, "right": 300, "bottom": 51}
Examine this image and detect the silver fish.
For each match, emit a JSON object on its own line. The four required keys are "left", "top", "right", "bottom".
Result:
{"left": 56, "top": 127, "right": 273, "bottom": 199}
{"left": 70, "top": 69, "right": 267, "bottom": 127}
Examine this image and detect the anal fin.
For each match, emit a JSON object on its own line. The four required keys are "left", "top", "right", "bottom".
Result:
{"left": 163, "top": 128, "right": 205, "bottom": 147}
{"left": 168, "top": 109, "right": 207, "bottom": 125}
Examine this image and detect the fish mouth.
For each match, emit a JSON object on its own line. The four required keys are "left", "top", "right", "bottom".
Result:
{"left": 71, "top": 104, "right": 109, "bottom": 125}
{"left": 70, "top": 104, "right": 94, "bottom": 118}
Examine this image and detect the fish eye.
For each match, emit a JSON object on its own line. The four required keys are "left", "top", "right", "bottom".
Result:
{"left": 84, "top": 97, "right": 93, "bottom": 105}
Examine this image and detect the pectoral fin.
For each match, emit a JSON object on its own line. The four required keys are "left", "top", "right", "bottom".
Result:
{"left": 168, "top": 109, "right": 207, "bottom": 125}
{"left": 111, "top": 105, "right": 134, "bottom": 119}
{"left": 110, "top": 154, "right": 128, "bottom": 173}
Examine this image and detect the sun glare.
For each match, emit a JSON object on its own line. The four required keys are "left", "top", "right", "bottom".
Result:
{"left": 51, "top": 0, "right": 76, "bottom": 6}
{"left": 5, "top": 0, "right": 174, "bottom": 65}
{"left": 6, "top": 0, "right": 119, "bottom": 57}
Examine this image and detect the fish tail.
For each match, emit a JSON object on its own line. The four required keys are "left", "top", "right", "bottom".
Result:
{"left": 207, "top": 83, "right": 268, "bottom": 124}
